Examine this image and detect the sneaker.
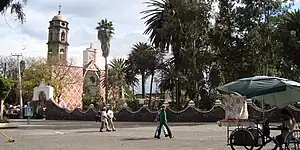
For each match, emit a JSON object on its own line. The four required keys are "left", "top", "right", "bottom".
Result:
{"left": 154, "top": 135, "right": 158, "bottom": 138}
{"left": 99, "top": 130, "right": 103, "bottom": 132}
{"left": 113, "top": 129, "right": 116, "bottom": 132}
{"left": 106, "top": 130, "right": 111, "bottom": 132}
{"left": 165, "top": 134, "right": 169, "bottom": 137}
{"left": 169, "top": 135, "right": 174, "bottom": 138}
{"left": 156, "top": 136, "right": 160, "bottom": 139}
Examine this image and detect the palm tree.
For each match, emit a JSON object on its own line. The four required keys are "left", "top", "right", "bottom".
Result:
{"left": 141, "top": 0, "right": 187, "bottom": 108}
{"left": 1, "top": 0, "right": 27, "bottom": 23}
{"left": 96, "top": 19, "right": 114, "bottom": 103}
{"left": 124, "top": 58, "right": 139, "bottom": 95}
{"left": 142, "top": 0, "right": 213, "bottom": 109}
{"left": 276, "top": 10, "right": 300, "bottom": 81}
{"left": 108, "top": 58, "right": 127, "bottom": 98}
{"left": 129, "top": 42, "right": 153, "bottom": 99}
{"left": 283, "top": 9, "right": 300, "bottom": 40}
{"left": 147, "top": 48, "right": 163, "bottom": 105}
{"left": 159, "top": 61, "right": 177, "bottom": 100}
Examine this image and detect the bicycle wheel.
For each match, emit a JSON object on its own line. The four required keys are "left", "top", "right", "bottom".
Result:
{"left": 245, "top": 127, "right": 264, "bottom": 150}
{"left": 285, "top": 130, "right": 300, "bottom": 150}
{"left": 264, "top": 137, "right": 279, "bottom": 150}
{"left": 230, "top": 128, "right": 254, "bottom": 150}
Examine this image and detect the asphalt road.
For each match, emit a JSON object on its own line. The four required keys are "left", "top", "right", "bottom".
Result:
{"left": 0, "top": 120, "right": 280, "bottom": 150}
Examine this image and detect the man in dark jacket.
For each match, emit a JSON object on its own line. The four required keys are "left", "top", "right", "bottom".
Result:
{"left": 156, "top": 104, "right": 173, "bottom": 139}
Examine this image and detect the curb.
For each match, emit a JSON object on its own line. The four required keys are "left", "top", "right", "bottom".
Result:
{"left": 0, "top": 123, "right": 19, "bottom": 129}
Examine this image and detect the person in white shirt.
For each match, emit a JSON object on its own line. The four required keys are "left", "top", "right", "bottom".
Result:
{"left": 100, "top": 107, "right": 111, "bottom": 132}
{"left": 107, "top": 107, "right": 116, "bottom": 131}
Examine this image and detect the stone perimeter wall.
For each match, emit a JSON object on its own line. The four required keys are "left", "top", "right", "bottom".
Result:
{"left": 45, "top": 101, "right": 300, "bottom": 122}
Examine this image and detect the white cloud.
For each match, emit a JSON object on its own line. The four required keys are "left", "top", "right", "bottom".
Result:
{"left": 0, "top": 0, "right": 149, "bottom": 68}
{"left": 0, "top": 0, "right": 154, "bottom": 94}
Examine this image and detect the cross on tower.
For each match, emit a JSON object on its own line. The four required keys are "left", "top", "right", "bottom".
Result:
{"left": 58, "top": 5, "right": 62, "bottom": 14}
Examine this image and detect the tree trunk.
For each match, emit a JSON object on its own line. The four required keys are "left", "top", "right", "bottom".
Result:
{"left": 148, "top": 71, "right": 154, "bottom": 107}
{"left": 174, "top": 44, "right": 182, "bottom": 110}
{"left": 141, "top": 71, "right": 146, "bottom": 98}
{"left": 105, "top": 57, "right": 108, "bottom": 103}
{"left": 160, "top": 73, "right": 165, "bottom": 99}
{"left": 175, "top": 81, "right": 181, "bottom": 110}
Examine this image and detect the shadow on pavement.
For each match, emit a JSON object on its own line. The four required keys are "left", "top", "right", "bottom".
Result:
{"left": 121, "top": 137, "right": 154, "bottom": 141}
{"left": 76, "top": 130, "right": 100, "bottom": 134}
{"left": 170, "top": 123, "right": 206, "bottom": 127}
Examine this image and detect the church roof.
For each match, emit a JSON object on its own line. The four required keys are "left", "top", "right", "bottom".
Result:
{"left": 52, "top": 13, "right": 67, "bottom": 22}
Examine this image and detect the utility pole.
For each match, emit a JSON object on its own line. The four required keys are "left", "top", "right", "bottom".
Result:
{"left": 11, "top": 53, "right": 23, "bottom": 119}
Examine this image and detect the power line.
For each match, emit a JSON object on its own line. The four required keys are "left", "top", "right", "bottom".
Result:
{"left": 3, "top": 13, "right": 19, "bottom": 32}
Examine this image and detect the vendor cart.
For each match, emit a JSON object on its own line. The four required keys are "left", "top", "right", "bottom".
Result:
{"left": 218, "top": 119, "right": 278, "bottom": 150}
{"left": 217, "top": 76, "right": 300, "bottom": 150}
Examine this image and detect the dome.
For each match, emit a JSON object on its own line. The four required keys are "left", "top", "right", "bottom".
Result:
{"left": 52, "top": 13, "right": 67, "bottom": 22}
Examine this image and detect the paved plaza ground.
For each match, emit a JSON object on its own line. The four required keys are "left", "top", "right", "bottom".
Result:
{"left": 0, "top": 120, "right": 280, "bottom": 150}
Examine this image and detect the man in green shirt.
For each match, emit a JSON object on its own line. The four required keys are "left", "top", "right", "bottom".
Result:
{"left": 156, "top": 104, "right": 173, "bottom": 139}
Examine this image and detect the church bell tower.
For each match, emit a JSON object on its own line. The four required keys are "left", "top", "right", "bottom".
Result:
{"left": 47, "top": 5, "right": 69, "bottom": 65}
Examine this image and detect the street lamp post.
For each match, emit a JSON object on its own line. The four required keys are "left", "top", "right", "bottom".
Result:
{"left": 17, "top": 57, "right": 23, "bottom": 119}
{"left": 12, "top": 53, "right": 23, "bottom": 119}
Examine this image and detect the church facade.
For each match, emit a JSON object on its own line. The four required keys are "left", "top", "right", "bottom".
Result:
{"left": 46, "top": 9, "right": 105, "bottom": 110}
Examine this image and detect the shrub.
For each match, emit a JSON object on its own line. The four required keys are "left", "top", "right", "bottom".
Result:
{"left": 126, "top": 99, "right": 140, "bottom": 111}
{"left": 0, "top": 116, "right": 9, "bottom": 123}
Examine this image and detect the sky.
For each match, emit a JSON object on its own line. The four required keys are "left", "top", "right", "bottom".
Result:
{"left": 0, "top": 0, "right": 300, "bottom": 94}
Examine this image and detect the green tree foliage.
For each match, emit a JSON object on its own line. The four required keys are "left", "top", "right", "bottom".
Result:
{"left": 276, "top": 9, "right": 300, "bottom": 81}
{"left": 106, "top": 58, "right": 127, "bottom": 98}
{"left": 22, "top": 58, "right": 79, "bottom": 101}
{"left": 142, "top": 0, "right": 213, "bottom": 109}
{"left": 0, "top": 76, "right": 11, "bottom": 100}
{"left": 128, "top": 42, "right": 153, "bottom": 98}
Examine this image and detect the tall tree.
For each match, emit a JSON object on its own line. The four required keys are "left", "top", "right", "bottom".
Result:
{"left": 276, "top": 9, "right": 300, "bottom": 81}
{"left": 96, "top": 19, "right": 114, "bottom": 103}
{"left": 0, "top": 0, "right": 27, "bottom": 23}
{"left": 124, "top": 58, "right": 139, "bottom": 95}
{"left": 106, "top": 58, "right": 127, "bottom": 99}
{"left": 129, "top": 42, "right": 153, "bottom": 99}
{"left": 142, "top": 0, "right": 212, "bottom": 109}
{"left": 142, "top": 0, "right": 183, "bottom": 107}
{"left": 147, "top": 48, "right": 163, "bottom": 106}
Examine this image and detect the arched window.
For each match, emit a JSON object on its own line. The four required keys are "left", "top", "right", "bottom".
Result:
{"left": 60, "top": 49, "right": 64, "bottom": 54}
{"left": 61, "top": 32, "right": 66, "bottom": 41}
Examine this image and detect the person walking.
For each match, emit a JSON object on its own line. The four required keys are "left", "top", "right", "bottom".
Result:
{"left": 100, "top": 107, "right": 111, "bottom": 132}
{"left": 156, "top": 104, "right": 173, "bottom": 139}
{"left": 107, "top": 107, "right": 116, "bottom": 131}
{"left": 154, "top": 107, "right": 168, "bottom": 138}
